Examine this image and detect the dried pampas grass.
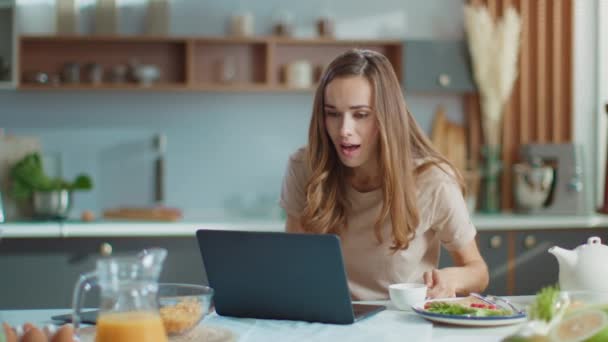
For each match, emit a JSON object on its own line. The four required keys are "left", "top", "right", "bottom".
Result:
{"left": 464, "top": 5, "right": 521, "bottom": 147}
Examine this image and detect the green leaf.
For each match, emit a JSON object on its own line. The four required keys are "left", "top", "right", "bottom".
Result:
{"left": 9, "top": 152, "right": 93, "bottom": 199}
{"left": 70, "top": 174, "right": 93, "bottom": 190}
{"left": 528, "top": 285, "right": 560, "bottom": 322}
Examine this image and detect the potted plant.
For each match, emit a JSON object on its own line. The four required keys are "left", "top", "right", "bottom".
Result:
{"left": 10, "top": 152, "right": 93, "bottom": 219}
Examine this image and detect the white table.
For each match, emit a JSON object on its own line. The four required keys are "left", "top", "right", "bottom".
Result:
{"left": 0, "top": 298, "right": 534, "bottom": 342}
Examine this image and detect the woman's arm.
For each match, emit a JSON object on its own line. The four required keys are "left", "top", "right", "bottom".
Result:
{"left": 423, "top": 239, "right": 489, "bottom": 298}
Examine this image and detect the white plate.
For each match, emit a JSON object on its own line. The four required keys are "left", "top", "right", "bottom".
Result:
{"left": 411, "top": 298, "right": 527, "bottom": 327}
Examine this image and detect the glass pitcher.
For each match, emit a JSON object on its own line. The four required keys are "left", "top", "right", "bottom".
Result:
{"left": 72, "top": 248, "right": 169, "bottom": 342}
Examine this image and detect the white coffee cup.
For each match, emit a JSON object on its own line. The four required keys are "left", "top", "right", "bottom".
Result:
{"left": 389, "top": 283, "right": 427, "bottom": 311}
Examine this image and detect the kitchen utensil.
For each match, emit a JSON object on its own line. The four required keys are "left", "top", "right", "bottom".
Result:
{"left": 217, "top": 56, "right": 237, "bottom": 83}
{"left": 599, "top": 103, "right": 608, "bottom": 214}
{"left": 94, "top": 0, "right": 117, "bottom": 35}
{"left": 470, "top": 293, "right": 524, "bottom": 314}
{"left": 430, "top": 105, "right": 467, "bottom": 173}
{"left": 229, "top": 11, "right": 254, "bottom": 36}
{"left": 0, "top": 56, "right": 9, "bottom": 81}
{"left": 316, "top": 15, "right": 334, "bottom": 38}
{"left": 110, "top": 64, "right": 128, "bottom": 83}
{"left": 103, "top": 206, "right": 182, "bottom": 221}
{"left": 61, "top": 62, "right": 80, "bottom": 84}
{"left": 32, "top": 190, "right": 72, "bottom": 220}
{"left": 84, "top": 63, "right": 104, "bottom": 84}
{"left": 285, "top": 61, "right": 312, "bottom": 88}
{"left": 513, "top": 157, "right": 554, "bottom": 212}
{"left": 548, "top": 236, "right": 608, "bottom": 292}
{"left": 23, "top": 71, "right": 50, "bottom": 84}
{"left": 157, "top": 283, "right": 214, "bottom": 336}
{"left": 0, "top": 190, "right": 4, "bottom": 223}
{"left": 145, "top": 0, "right": 170, "bottom": 35}
{"left": 153, "top": 133, "right": 166, "bottom": 204}
{"left": 56, "top": 0, "right": 78, "bottom": 34}
{"left": 518, "top": 143, "right": 586, "bottom": 214}
{"left": 130, "top": 60, "right": 161, "bottom": 86}
{"left": 72, "top": 248, "right": 168, "bottom": 342}
{"left": 272, "top": 9, "right": 293, "bottom": 37}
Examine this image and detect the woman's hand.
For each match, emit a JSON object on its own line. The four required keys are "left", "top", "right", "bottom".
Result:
{"left": 423, "top": 268, "right": 457, "bottom": 299}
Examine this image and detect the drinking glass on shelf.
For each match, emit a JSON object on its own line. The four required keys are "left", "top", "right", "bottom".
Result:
{"left": 217, "top": 56, "right": 237, "bottom": 83}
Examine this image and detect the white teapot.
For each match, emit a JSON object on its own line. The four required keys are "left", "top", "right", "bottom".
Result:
{"left": 548, "top": 236, "right": 608, "bottom": 292}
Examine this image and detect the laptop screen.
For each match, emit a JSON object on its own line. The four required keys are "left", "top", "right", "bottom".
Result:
{"left": 196, "top": 229, "right": 360, "bottom": 324}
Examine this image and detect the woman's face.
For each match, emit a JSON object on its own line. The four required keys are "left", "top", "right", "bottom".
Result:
{"left": 324, "top": 76, "right": 379, "bottom": 170}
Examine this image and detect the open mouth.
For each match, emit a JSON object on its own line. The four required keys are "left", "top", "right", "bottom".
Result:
{"left": 340, "top": 143, "right": 361, "bottom": 157}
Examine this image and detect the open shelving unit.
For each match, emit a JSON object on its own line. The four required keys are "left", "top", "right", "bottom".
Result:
{"left": 18, "top": 35, "right": 403, "bottom": 92}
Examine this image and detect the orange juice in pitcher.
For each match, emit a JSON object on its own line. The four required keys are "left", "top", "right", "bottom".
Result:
{"left": 71, "top": 248, "right": 170, "bottom": 342}
{"left": 96, "top": 311, "right": 167, "bottom": 342}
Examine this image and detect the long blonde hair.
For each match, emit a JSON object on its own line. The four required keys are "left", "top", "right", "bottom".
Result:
{"left": 301, "top": 49, "right": 464, "bottom": 250}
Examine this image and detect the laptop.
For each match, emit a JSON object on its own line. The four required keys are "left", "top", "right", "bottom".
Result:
{"left": 196, "top": 229, "right": 385, "bottom": 324}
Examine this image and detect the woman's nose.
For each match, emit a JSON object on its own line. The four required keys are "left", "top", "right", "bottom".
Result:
{"left": 340, "top": 116, "right": 355, "bottom": 137}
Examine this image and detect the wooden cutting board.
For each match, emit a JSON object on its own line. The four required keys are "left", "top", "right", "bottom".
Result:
{"left": 431, "top": 106, "right": 467, "bottom": 174}
{"left": 103, "top": 207, "right": 182, "bottom": 222}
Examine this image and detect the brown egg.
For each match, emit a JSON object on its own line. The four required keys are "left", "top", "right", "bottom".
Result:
{"left": 20, "top": 326, "right": 47, "bottom": 342}
{"left": 50, "top": 325, "right": 75, "bottom": 342}
{"left": 2, "top": 323, "right": 17, "bottom": 342}
{"left": 81, "top": 210, "right": 96, "bottom": 222}
{"left": 22, "top": 323, "right": 36, "bottom": 333}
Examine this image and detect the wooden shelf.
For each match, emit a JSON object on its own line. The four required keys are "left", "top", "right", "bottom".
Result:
{"left": 18, "top": 35, "right": 403, "bottom": 92}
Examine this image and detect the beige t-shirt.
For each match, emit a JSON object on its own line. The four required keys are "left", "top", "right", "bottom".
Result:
{"left": 279, "top": 147, "right": 477, "bottom": 300}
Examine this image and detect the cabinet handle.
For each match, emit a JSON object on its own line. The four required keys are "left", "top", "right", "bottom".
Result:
{"left": 489, "top": 235, "right": 502, "bottom": 249}
{"left": 438, "top": 73, "right": 451, "bottom": 87}
{"left": 100, "top": 242, "right": 113, "bottom": 256}
{"left": 523, "top": 235, "right": 537, "bottom": 249}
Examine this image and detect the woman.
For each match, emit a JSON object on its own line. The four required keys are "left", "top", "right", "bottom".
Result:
{"left": 279, "top": 49, "right": 489, "bottom": 300}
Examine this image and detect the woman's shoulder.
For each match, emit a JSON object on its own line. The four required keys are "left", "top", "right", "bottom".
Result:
{"left": 288, "top": 146, "right": 308, "bottom": 164}
{"left": 414, "top": 158, "right": 459, "bottom": 187}
{"left": 285, "top": 146, "right": 311, "bottom": 181}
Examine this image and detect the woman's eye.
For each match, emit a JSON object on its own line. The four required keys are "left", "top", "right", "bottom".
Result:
{"left": 355, "top": 112, "right": 369, "bottom": 118}
{"left": 326, "top": 111, "right": 339, "bottom": 117}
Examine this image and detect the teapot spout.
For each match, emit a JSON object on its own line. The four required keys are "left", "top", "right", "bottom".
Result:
{"left": 548, "top": 246, "right": 578, "bottom": 270}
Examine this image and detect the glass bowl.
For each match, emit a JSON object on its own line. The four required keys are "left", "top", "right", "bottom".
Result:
{"left": 157, "top": 283, "right": 214, "bottom": 336}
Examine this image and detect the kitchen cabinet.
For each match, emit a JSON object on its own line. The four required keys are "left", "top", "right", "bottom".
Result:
{"left": 512, "top": 229, "right": 607, "bottom": 295}
{"left": 402, "top": 40, "right": 476, "bottom": 93}
{"left": 477, "top": 231, "right": 509, "bottom": 296}
{"left": 17, "top": 36, "right": 402, "bottom": 92}
{"left": 0, "top": 236, "right": 206, "bottom": 309}
{"left": 440, "top": 229, "right": 608, "bottom": 296}
{"left": 0, "top": 0, "right": 16, "bottom": 88}
{"left": 438, "top": 231, "right": 509, "bottom": 296}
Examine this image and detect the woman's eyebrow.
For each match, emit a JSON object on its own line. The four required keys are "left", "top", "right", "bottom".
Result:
{"left": 323, "top": 104, "right": 371, "bottom": 109}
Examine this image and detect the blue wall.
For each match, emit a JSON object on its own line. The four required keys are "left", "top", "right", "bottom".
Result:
{"left": 1, "top": 0, "right": 466, "bottom": 220}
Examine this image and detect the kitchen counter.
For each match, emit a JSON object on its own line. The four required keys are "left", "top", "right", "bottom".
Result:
{"left": 2, "top": 213, "right": 608, "bottom": 238}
